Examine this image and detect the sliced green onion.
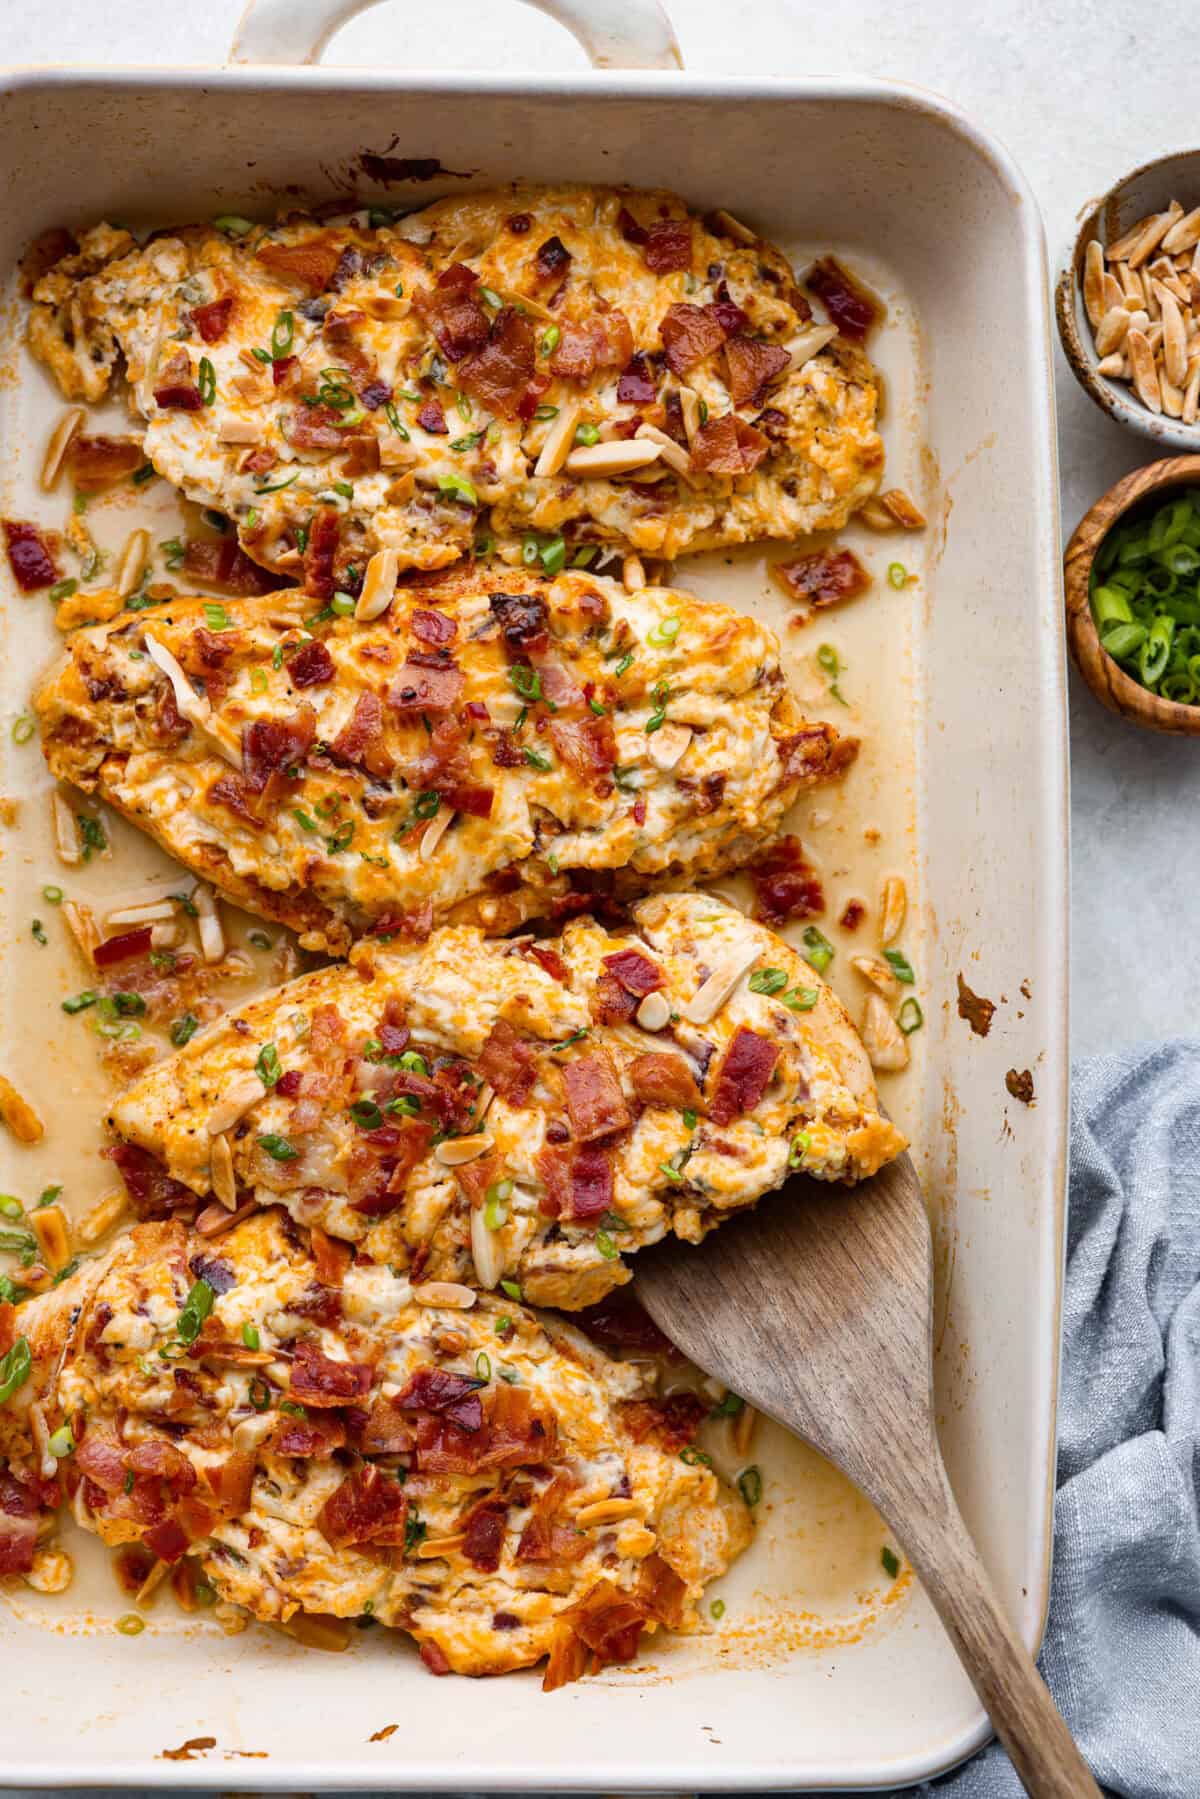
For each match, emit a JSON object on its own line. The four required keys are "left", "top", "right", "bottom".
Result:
{"left": 596, "top": 1229, "right": 618, "bottom": 1259}
{"left": 789, "top": 1130, "right": 812, "bottom": 1169}
{"left": 437, "top": 473, "right": 478, "bottom": 507}
{"left": 680, "top": 1445, "right": 713, "bottom": 1467}
{"left": 397, "top": 1050, "right": 429, "bottom": 1075}
{"left": 350, "top": 1098, "right": 384, "bottom": 1130}
{"left": 271, "top": 310, "right": 294, "bottom": 357}
{"left": 11, "top": 715, "right": 35, "bottom": 745}
{"left": 574, "top": 422, "right": 600, "bottom": 446}
{"left": 748, "top": 967, "right": 788, "bottom": 996}
{"left": 331, "top": 591, "right": 355, "bottom": 617}
{"left": 540, "top": 324, "right": 561, "bottom": 356}
{"left": 782, "top": 986, "right": 819, "bottom": 1012}
{"left": 509, "top": 664, "right": 543, "bottom": 703}
{"left": 484, "top": 1179, "right": 512, "bottom": 1230}
{"left": 242, "top": 1323, "right": 261, "bottom": 1350}
{"left": 883, "top": 949, "right": 915, "bottom": 984}
{"left": 532, "top": 404, "right": 559, "bottom": 422}
{"left": 49, "top": 577, "right": 78, "bottom": 602}
{"left": 0, "top": 1197, "right": 21, "bottom": 1220}
{"left": 500, "top": 1278, "right": 522, "bottom": 1301}
{"left": 540, "top": 536, "right": 567, "bottom": 577}
{"left": 257, "top": 1133, "right": 299, "bottom": 1162}
{"left": 47, "top": 1425, "right": 75, "bottom": 1457}
{"left": 116, "top": 1612, "right": 146, "bottom": 1636}
{"left": 737, "top": 1465, "right": 763, "bottom": 1507}
{"left": 801, "top": 926, "right": 834, "bottom": 973}
{"left": 197, "top": 357, "right": 216, "bottom": 405}
{"left": 710, "top": 1599, "right": 726, "bottom": 1620}
{"left": 898, "top": 997, "right": 924, "bottom": 1035}
{"left": 475, "top": 1351, "right": 492, "bottom": 1380}
{"left": 646, "top": 614, "right": 681, "bottom": 647}
{"left": 256, "top": 1041, "right": 282, "bottom": 1089}
{"left": 887, "top": 562, "right": 908, "bottom": 589}
{"left": 522, "top": 534, "right": 542, "bottom": 565}
{"left": 478, "top": 286, "right": 502, "bottom": 310}
{"left": 175, "top": 1277, "right": 215, "bottom": 1347}
{"left": 522, "top": 746, "right": 552, "bottom": 771}
{"left": 62, "top": 990, "right": 97, "bottom": 1015}
{"left": 213, "top": 215, "right": 254, "bottom": 236}
{"left": 881, "top": 1545, "right": 900, "bottom": 1579}
{"left": 203, "top": 602, "right": 230, "bottom": 631}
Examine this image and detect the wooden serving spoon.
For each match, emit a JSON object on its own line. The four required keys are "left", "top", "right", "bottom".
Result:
{"left": 635, "top": 1150, "right": 1099, "bottom": 1798}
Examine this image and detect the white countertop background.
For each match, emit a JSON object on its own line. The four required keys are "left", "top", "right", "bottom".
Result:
{"left": 6, "top": 0, "right": 1190, "bottom": 1061}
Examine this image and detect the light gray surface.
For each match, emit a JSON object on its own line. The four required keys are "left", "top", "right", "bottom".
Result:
{"left": 4, "top": 0, "right": 1192, "bottom": 1058}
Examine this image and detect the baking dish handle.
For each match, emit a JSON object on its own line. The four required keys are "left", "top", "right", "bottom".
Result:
{"left": 230, "top": 0, "right": 682, "bottom": 69}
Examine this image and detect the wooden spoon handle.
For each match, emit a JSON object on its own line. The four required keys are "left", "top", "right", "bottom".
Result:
{"left": 890, "top": 1448, "right": 1099, "bottom": 1798}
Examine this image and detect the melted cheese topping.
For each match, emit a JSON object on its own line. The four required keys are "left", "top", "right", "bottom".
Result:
{"left": 34, "top": 567, "right": 844, "bottom": 954}
{"left": 107, "top": 892, "right": 906, "bottom": 1310}
{"left": 27, "top": 187, "right": 884, "bottom": 575}
{"left": 5, "top": 1214, "right": 749, "bottom": 1679}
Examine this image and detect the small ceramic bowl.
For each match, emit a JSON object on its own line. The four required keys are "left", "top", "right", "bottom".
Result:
{"left": 1055, "top": 148, "right": 1200, "bottom": 452}
{"left": 1064, "top": 453, "right": 1200, "bottom": 734}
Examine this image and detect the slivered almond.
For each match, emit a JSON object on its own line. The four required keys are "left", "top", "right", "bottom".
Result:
{"left": 135, "top": 1559, "right": 171, "bottom": 1605}
{"left": 877, "top": 875, "right": 907, "bottom": 946}
{"left": 861, "top": 993, "right": 909, "bottom": 1072}
{"left": 575, "top": 1497, "right": 643, "bottom": 1527}
{"left": 31, "top": 1205, "right": 69, "bottom": 1271}
{"left": 0, "top": 1076, "right": 42, "bottom": 1145}
{"left": 416, "top": 1534, "right": 466, "bottom": 1560}
{"left": 1128, "top": 202, "right": 1182, "bottom": 269}
{"left": 1082, "top": 239, "right": 1106, "bottom": 327}
{"left": 1143, "top": 278, "right": 1161, "bottom": 323}
{"left": 732, "top": 1401, "right": 758, "bottom": 1457}
{"left": 211, "top": 1132, "right": 237, "bottom": 1209}
{"left": 636, "top": 990, "right": 671, "bottom": 1031}
{"left": 52, "top": 792, "right": 81, "bottom": 866}
{"left": 1161, "top": 288, "right": 1188, "bottom": 387}
{"left": 434, "top": 1133, "right": 493, "bottom": 1166}
{"left": 564, "top": 439, "right": 662, "bottom": 479}
{"left": 412, "top": 1281, "right": 477, "bottom": 1309}
{"left": 206, "top": 1072, "right": 264, "bottom": 1136}
{"left": 115, "top": 529, "right": 150, "bottom": 599}
{"left": 282, "top": 1614, "right": 351, "bottom": 1653}
{"left": 144, "top": 634, "right": 211, "bottom": 730}
{"left": 378, "top": 432, "right": 419, "bottom": 469}
{"left": 475, "top": 1083, "right": 495, "bottom": 1124}
{"left": 1097, "top": 354, "right": 1128, "bottom": 378}
{"left": 622, "top": 555, "right": 646, "bottom": 593}
{"left": 470, "top": 1204, "right": 505, "bottom": 1290}
{"left": 194, "top": 885, "right": 225, "bottom": 963}
{"left": 78, "top": 1188, "right": 129, "bottom": 1245}
{"left": 678, "top": 386, "right": 702, "bottom": 445}
{"left": 1101, "top": 271, "right": 1125, "bottom": 314}
{"left": 787, "top": 322, "right": 839, "bottom": 366}
{"left": 635, "top": 423, "right": 694, "bottom": 480}
{"left": 1184, "top": 362, "right": 1200, "bottom": 425}
{"left": 217, "top": 418, "right": 263, "bottom": 445}
{"left": 534, "top": 400, "right": 581, "bottom": 478}
{"left": 1163, "top": 206, "right": 1200, "bottom": 255}
{"left": 62, "top": 900, "right": 99, "bottom": 961}
{"left": 879, "top": 488, "right": 926, "bottom": 530}
{"left": 196, "top": 1197, "right": 260, "bottom": 1238}
{"left": 1127, "top": 329, "right": 1162, "bottom": 413}
{"left": 420, "top": 806, "right": 454, "bottom": 860}
{"left": 710, "top": 207, "right": 758, "bottom": 245}
{"left": 645, "top": 721, "right": 693, "bottom": 771}
{"left": 1094, "top": 306, "right": 1131, "bottom": 357}
{"left": 1116, "top": 263, "right": 1145, "bottom": 306}
{"left": 362, "top": 291, "right": 410, "bottom": 321}
{"left": 1162, "top": 375, "right": 1185, "bottom": 418}
{"left": 355, "top": 548, "right": 399, "bottom": 621}
{"left": 105, "top": 899, "right": 177, "bottom": 926}
{"left": 851, "top": 953, "right": 901, "bottom": 999}
{"left": 40, "top": 408, "right": 85, "bottom": 493}
{"left": 680, "top": 941, "right": 760, "bottom": 1025}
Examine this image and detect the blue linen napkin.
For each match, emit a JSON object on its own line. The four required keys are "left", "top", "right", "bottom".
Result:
{"left": 904, "top": 1038, "right": 1200, "bottom": 1799}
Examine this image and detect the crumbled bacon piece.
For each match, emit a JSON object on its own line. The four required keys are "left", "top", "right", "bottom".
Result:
{"left": 461, "top": 1497, "right": 508, "bottom": 1572}
{"left": 770, "top": 548, "right": 870, "bottom": 614}
{"left": 616, "top": 353, "right": 657, "bottom": 404}
{"left": 840, "top": 898, "right": 866, "bottom": 931}
{"left": 659, "top": 302, "right": 726, "bottom": 375}
{"left": 570, "top": 1146, "right": 614, "bottom": 1219}
{"left": 410, "top": 607, "right": 457, "bottom": 646}
{"left": 549, "top": 312, "right": 633, "bottom": 383}
{"left": 526, "top": 943, "right": 569, "bottom": 984}
{"left": 622, "top": 1392, "right": 708, "bottom": 1452}
{"left": 602, "top": 949, "right": 663, "bottom": 996}
{"left": 404, "top": 717, "right": 494, "bottom": 817}
{"left": 181, "top": 537, "right": 284, "bottom": 596}
{"left": 396, "top": 1367, "right": 484, "bottom": 1433}
{"left": 690, "top": 413, "right": 769, "bottom": 475}
{"left": 189, "top": 295, "right": 234, "bottom": 343}
{"left": 415, "top": 264, "right": 491, "bottom": 362}
{"left": 709, "top": 1028, "right": 779, "bottom": 1126}
{"left": 3, "top": 519, "right": 59, "bottom": 592}
{"left": 357, "top": 1395, "right": 416, "bottom": 1456}
{"left": 257, "top": 238, "right": 342, "bottom": 292}
{"left": 420, "top": 1641, "right": 452, "bottom": 1676}
{"left": 591, "top": 973, "right": 638, "bottom": 1026}
{"left": 271, "top": 356, "right": 296, "bottom": 389}
{"left": 66, "top": 435, "right": 145, "bottom": 491}
{"left": 543, "top": 1581, "right": 648, "bottom": 1692}
{"left": 286, "top": 639, "right": 336, "bottom": 689}
{"left": 318, "top": 1465, "right": 408, "bottom": 1549}
{"left": 643, "top": 219, "right": 693, "bottom": 273}
{"left": 549, "top": 715, "right": 616, "bottom": 776}
{"left": 534, "top": 235, "right": 572, "bottom": 281}
{"left": 723, "top": 335, "right": 791, "bottom": 406}
{"left": 776, "top": 724, "right": 859, "bottom": 787}
{"left": 459, "top": 307, "right": 536, "bottom": 416}
{"left": 574, "top": 1293, "right": 676, "bottom": 1355}
{"left": 388, "top": 660, "right": 464, "bottom": 714}
{"left": 416, "top": 399, "right": 447, "bottom": 434}
{"left": 0, "top": 1475, "right": 43, "bottom": 1575}
{"left": 563, "top": 1051, "right": 631, "bottom": 1142}
{"left": 748, "top": 835, "right": 825, "bottom": 924}
{"left": 105, "top": 1145, "right": 196, "bottom": 1221}
{"left": 289, "top": 1341, "right": 373, "bottom": 1407}
{"left": 284, "top": 403, "right": 345, "bottom": 451}
{"left": 243, "top": 704, "right": 316, "bottom": 790}
{"left": 302, "top": 506, "right": 340, "bottom": 599}
{"left": 628, "top": 1052, "right": 701, "bottom": 1112}
{"left": 471, "top": 1021, "right": 534, "bottom": 1112}
{"left": 329, "top": 691, "right": 390, "bottom": 776}
{"left": 489, "top": 589, "right": 549, "bottom": 658}
{"left": 806, "top": 256, "right": 881, "bottom": 340}
{"left": 94, "top": 926, "right": 153, "bottom": 968}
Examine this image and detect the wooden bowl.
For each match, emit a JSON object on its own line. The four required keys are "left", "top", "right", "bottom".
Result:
{"left": 1065, "top": 454, "right": 1200, "bottom": 734}
{"left": 1055, "top": 150, "right": 1200, "bottom": 452}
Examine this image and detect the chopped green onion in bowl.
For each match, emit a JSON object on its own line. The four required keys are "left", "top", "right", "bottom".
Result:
{"left": 1090, "top": 489, "right": 1200, "bottom": 705}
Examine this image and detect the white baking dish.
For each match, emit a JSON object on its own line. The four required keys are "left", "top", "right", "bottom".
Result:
{"left": 0, "top": 3, "right": 1066, "bottom": 1787}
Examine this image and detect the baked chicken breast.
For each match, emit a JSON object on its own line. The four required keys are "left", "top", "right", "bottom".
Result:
{"left": 0, "top": 1211, "right": 749, "bottom": 1683}
{"left": 105, "top": 892, "right": 907, "bottom": 1311}
{"left": 27, "top": 187, "right": 883, "bottom": 577}
{"left": 35, "top": 566, "right": 856, "bottom": 953}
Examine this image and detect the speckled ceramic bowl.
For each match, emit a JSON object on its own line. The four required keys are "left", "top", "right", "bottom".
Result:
{"left": 1056, "top": 148, "right": 1200, "bottom": 451}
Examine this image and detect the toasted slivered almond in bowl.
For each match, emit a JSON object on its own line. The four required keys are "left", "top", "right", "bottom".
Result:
{"left": 1057, "top": 151, "right": 1200, "bottom": 448}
